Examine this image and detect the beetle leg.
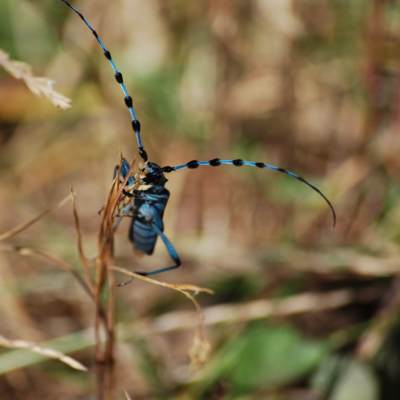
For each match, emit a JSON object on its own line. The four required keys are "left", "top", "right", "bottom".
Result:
{"left": 119, "top": 222, "right": 181, "bottom": 286}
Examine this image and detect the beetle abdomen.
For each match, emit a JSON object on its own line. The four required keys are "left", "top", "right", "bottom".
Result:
{"left": 130, "top": 219, "right": 158, "bottom": 255}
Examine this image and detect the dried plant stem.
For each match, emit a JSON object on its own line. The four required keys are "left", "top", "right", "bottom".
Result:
{"left": 0, "top": 244, "right": 93, "bottom": 300}
{"left": 111, "top": 266, "right": 214, "bottom": 297}
{"left": 0, "top": 193, "right": 73, "bottom": 241}
{"left": 124, "top": 391, "right": 133, "bottom": 400}
{"left": 94, "top": 156, "right": 136, "bottom": 400}
{"left": 0, "top": 242, "right": 109, "bottom": 326}
{"left": 135, "top": 285, "right": 381, "bottom": 335}
{"left": 0, "top": 190, "right": 115, "bottom": 396}
{"left": 0, "top": 334, "right": 87, "bottom": 371}
{"left": 71, "top": 189, "right": 94, "bottom": 292}
{"left": 95, "top": 203, "right": 113, "bottom": 399}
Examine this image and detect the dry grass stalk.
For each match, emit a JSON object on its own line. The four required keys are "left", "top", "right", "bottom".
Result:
{"left": 124, "top": 391, "right": 133, "bottom": 400}
{"left": 71, "top": 188, "right": 94, "bottom": 292}
{"left": 0, "top": 49, "right": 72, "bottom": 110}
{"left": 96, "top": 153, "right": 150, "bottom": 290}
{"left": 111, "top": 266, "right": 213, "bottom": 296}
{"left": 0, "top": 243, "right": 93, "bottom": 301}
{"left": 0, "top": 192, "right": 96, "bottom": 302}
{"left": 94, "top": 154, "right": 146, "bottom": 399}
{"left": 0, "top": 335, "right": 87, "bottom": 372}
{"left": 136, "top": 286, "right": 382, "bottom": 335}
{"left": 111, "top": 266, "right": 213, "bottom": 372}
{"left": 0, "top": 193, "right": 73, "bottom": 241}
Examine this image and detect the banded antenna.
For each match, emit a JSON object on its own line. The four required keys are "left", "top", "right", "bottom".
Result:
{"left": 59, "top": 0, "right": 148, "bottom": 162}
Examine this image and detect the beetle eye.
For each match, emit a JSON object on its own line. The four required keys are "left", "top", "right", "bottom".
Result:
{"left": 142, "top": 176, "right": 153, "bottom": 184}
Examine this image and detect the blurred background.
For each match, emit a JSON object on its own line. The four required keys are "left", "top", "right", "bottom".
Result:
{"left": 1, "top": 0, "right": 400, "bottom": 398}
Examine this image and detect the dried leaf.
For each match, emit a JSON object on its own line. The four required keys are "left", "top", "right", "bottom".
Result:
{"left": 189, "top": 328, "right": 212, "bottom": 374}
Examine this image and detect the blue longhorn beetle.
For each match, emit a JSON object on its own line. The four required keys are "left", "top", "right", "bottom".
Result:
{"left": 60, "top": 0, "right": 336, "bottom": 279}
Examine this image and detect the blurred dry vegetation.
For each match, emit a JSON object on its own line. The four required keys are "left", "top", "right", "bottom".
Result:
{"left": 1, "top": 0, "right": 400, "bottom": 399}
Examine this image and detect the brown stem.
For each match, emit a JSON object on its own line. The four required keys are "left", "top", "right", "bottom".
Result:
{"left": 71, "top": 188, "right": 95, "bottom": 292}
{"left": 93, "top": 156, "right": 137, "bottom": 399}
